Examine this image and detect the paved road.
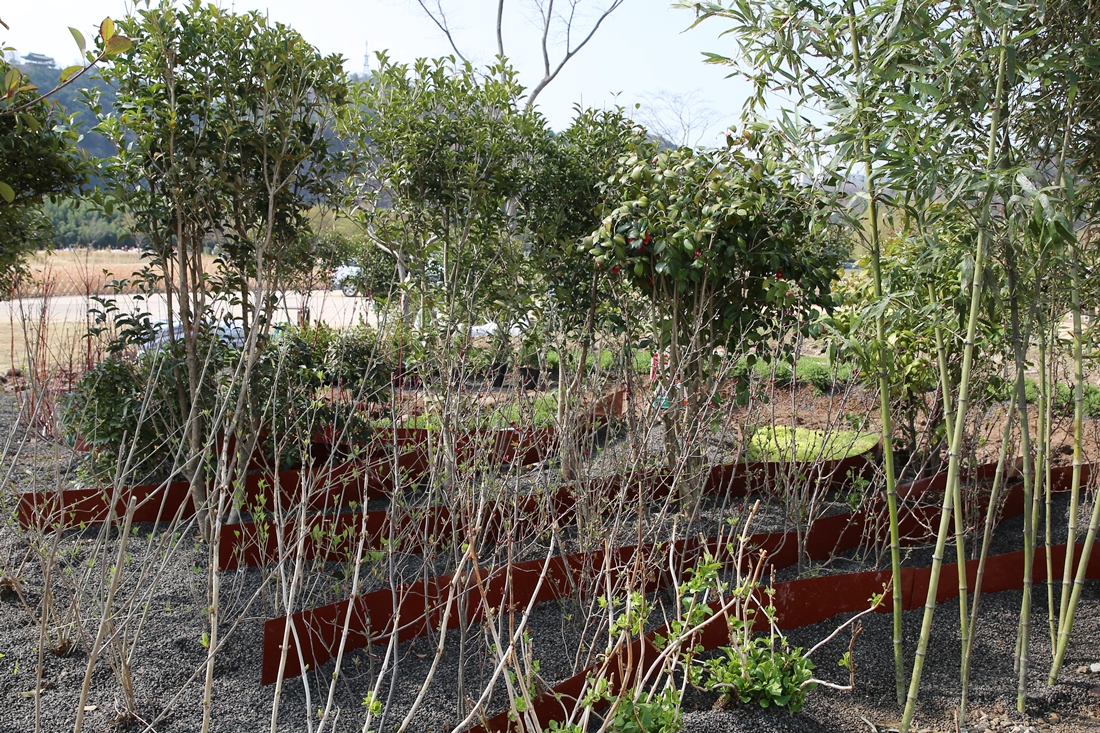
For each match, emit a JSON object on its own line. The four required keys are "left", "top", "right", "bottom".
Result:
{"left": 0, "top": 290, "right": 378, "bottom": 329}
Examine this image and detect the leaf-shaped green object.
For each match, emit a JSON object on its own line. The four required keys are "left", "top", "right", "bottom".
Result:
{"left": 60, "top": 65, "right": 84, "bottom": 83}
{"left": 105, "top": 35, "right": 132, "bottom": 55}
{"left": 69, "top": 27, "right": 87, "bottom": 55}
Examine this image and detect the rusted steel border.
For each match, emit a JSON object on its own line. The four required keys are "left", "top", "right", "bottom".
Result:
{"left": 259, "top": 463, "right": 1091, "bottom": 702}
{"left": 476, "top": 541, "right": 1100, "bottom": 733}
{"left": 220, "top": 453, "right": 873, "bottom": 571}
{"left": 256, "top": 453, "right": 876, "bottom": 682}
{"left": 470, "top": 464, "right": 1095, "bottom": 733}
{"left": 15, "top": 426, "right": 558, "bottom": 530}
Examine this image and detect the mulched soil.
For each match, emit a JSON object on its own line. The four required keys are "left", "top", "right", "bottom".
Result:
{"left": 2, "top": 387, "right": 1100, "bottom": 733}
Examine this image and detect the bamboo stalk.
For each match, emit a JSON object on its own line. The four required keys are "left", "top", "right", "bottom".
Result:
{"left": 899, "top": 23, "right": 1010, "bottom": 733}
{"left": 1005, "top": 221, "right": 1038, "bottom": 713}
{"left": 1038, "top": 327, "right": 1056, "bottom": 652}
{"left": 961, "top": 403, "right": 1016, "bottom": 715}
{"left": 1049, "top": 230, "right": 1094, "bottom": 685}
{"left": 1056, "top": 191, "right": 1085, "bottom": 642}
{"left": 848, "top": 7, "right": 905, "bottom": 706}
{"left": 929, "top": 280, "right": 972, "bottom": 720}
{"left": 1050, "top": 469, "right": 1100, "bottom": 682}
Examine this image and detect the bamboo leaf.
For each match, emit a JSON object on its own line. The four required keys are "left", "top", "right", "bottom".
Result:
{"left": 1015, "top": 172, "right": 1039, "bottom": 198}
{"left": 910, "top": 81, "right": 942, "bottom": 100}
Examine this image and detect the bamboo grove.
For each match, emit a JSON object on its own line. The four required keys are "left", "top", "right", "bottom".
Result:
{"left": 687, "top": 0, "right": 1100, "bottom": 727}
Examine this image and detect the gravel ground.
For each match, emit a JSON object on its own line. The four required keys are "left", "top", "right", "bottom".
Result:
{"left": 3, "top": 389, "right": 1100, "bottom": 733}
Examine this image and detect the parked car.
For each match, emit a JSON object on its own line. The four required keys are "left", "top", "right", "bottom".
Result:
{"left": 331, "top": 265, "right": 362, "bottom": 297}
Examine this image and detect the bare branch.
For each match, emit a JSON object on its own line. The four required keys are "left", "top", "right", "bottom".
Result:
{"left": 414, "top": 0, "right": 470, "bottom": 63}
{"left": 525, "top": 0, "right": 625, "bottom": 108}
{"left": 410, "top": 0, "right": 627, "bottom": 110}
{"left": 633, "top": 88, "right": 725, "bottom": 148}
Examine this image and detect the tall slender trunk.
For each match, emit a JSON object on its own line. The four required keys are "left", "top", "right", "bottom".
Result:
{"left": 1039, "top": 327, "right": 1056, "bottom": 652}
{"left": 848, "top": 7, "right": 904, "bottom": 704}
{"left": 1005, "top": 229, "right": 1037, "bottom": 713}
{"left": 899, "top": 24, "right": 1010, "bottom": 733}
{"left": 961, "top": 405, "right": 1015, "bottom": 715}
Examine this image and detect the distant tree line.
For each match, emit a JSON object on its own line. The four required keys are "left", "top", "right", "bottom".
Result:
{"left": 41, "top": 197, "right": 132, "bottom": 249}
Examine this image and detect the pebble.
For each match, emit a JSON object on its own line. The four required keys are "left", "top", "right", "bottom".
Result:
{"left": 1091, "top": 662, "right": 1100, "bottom": 673}
{"left": 1089, "top": 686, "right": 1100, "bottom": 698}
{"left": 1078, "top": 665, "right": 1090, "bottom": 674}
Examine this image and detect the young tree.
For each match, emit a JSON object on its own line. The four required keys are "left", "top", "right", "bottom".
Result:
{"left": 97, "top": 2, "right": 349, "bottom": 537}
{"left": 590, "top": 129, "right": 844, "bottom": 500}
{"left": 521, "top": 106, "right": 645, "bottom": 475}
{"left": 347, "top": 54, "right": 542, "bottom": 335}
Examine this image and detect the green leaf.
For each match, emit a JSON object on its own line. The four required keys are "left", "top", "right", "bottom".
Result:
{"left": 99, "top": 17, "right": 115, "bottom": 41}
{"left": 60, "top": 65, "right": 84, "bottom": 83}
{"left": 0, "top": 182, "right": 14, "bottom": 204}
{"left": 19, "top": 113, "right": 41, "bottom": 132}
{"left": 105, "top": 35, "right": 132, "bottom": 55}
{"left": 69, "top": 27, "right": 87, "bottom": 55}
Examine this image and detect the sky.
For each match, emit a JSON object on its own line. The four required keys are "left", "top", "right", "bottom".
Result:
{"left": 2, "top": 0, "right": 755, "bottom": 143}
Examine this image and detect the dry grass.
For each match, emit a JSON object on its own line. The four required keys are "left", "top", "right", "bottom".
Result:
{"left": 0, "top": 319, "right": 98, "bottom": 376}
{"left": 17, "top": 249, "right": 219, "bottom": 298}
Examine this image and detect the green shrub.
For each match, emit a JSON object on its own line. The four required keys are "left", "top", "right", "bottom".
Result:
{"left": 64, "top": 328, "right": 327, "bottom": 483}
{"left": 795, "top": 358, "right": 833, "bottom": 394}
{"left": 322, "top": 324, "right": 396, "bottom": 400}
{"left": 62, "top": 357, "right": 169, "bottom": 481}
{"left": 754, "top": 357, "right": 794, "bottom": 385}
{"left": 701, "top": 637, "right": 816, "bottom": 712}
{"left": 604, "top": 687, "right": 681, "bottom": 733}
{"left": 1052, "top": 383, "right": 1100, "bottom": 417}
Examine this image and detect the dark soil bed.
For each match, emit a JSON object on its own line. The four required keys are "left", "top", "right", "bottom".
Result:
{"left": 2, "top": 389, "right": 1100, "bottom": 733}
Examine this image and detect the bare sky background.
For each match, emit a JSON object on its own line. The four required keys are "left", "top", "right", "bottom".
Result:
{"left": 3, "top": 0, "right": 754, "bottom": 142}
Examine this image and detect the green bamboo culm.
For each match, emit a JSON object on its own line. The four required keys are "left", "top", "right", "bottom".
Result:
{"left": 1039, "top": 326, "right": 1056, "bottom": 653}
{"left": 899, "top": 22, "right": 1011, "bottom": 733}
{"left": 1056, "top": 118, "right": 1085, "bottom": 655}
{"left": 847, "top": 4, "right": 905, "bottom": 706}
{"left": 928, "top": 277, "right": 972, "bottom": 721}
{"left": 1049, "top": 219, "right": 1095, "bottom": 686}
{"left": 960, "top": 403, "right": 1015, "bottom": 717}
{"left": 1005, "top": 218, "right": 1038, "bottom": 714}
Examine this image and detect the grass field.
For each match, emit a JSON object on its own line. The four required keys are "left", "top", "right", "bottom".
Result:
{"left": 0, "top": 319, "right": 99, "bottom": 376}
{"left": 16, "top": 249, "right": 223, "bottom": 298}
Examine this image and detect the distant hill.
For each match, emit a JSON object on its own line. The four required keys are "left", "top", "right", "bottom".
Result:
{"left": 18, "top": 61, "right": 117, "bottom": 159}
